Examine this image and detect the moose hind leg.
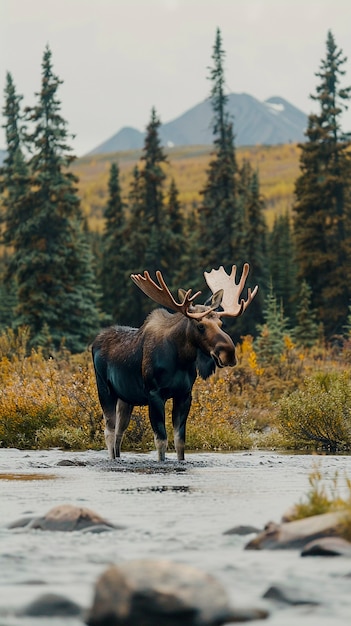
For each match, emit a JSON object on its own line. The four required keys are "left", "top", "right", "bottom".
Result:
{"left": 115, "top": 400, "right": 132, "bottom": 458}
{"left": 104, "top": 410, "right": 117, "bottom": 460}
{"left": 94, "top": 370, "right": 117, "bottom": 460}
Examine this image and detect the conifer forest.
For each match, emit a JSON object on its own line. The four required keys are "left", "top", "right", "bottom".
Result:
{"left": 1, "top": 29, "right": 351, "bottom": 454}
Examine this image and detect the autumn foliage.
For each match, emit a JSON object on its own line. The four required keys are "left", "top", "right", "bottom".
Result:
{"left": 2, "top": 327, "right": 351, "bottom": 454}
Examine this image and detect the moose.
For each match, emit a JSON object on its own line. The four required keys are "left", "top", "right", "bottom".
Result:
{"left": 92, "top": 264, "right": 258, "bottom": 461}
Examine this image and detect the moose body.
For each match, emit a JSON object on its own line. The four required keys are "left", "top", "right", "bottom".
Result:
{"left": 92, "top": 266, "right": 257, "bottom": 461}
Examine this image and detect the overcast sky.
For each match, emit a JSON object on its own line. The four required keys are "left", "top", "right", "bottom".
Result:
{"left": 2, "top": 0, "right": 351, "bottom": 156}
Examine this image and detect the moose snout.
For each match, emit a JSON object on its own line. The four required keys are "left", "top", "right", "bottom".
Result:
{"left": 211, "top": 343, "right": 237, "bottom": 368}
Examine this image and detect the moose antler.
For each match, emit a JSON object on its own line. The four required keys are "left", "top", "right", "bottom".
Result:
{"left": 131, "top": 270, "right": 216, "bottom": 320}
{"left": 204, "top": 263, "right": 258, "bottom": 317}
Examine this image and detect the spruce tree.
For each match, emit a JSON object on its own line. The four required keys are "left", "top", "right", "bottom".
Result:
{"left": 11, "top": 46, "right": 100, "bottom": 352}
{"left": 123, "top": 109, "right": 174, "bottom": 325}
{"left": 0, "top": 74, "right": 26, "bottom": 327}
{"left": 163, "top": 178, "right": 185, "bottom": 292}
{"left": 255, "top": 283, "right": 291, "bottom": 365}
{"left": 140, "top": 107, "right": 168, "bottom": 274}
{"left": 294, "top": 280, "right": 319, "bottom": 348}
{"left": 0, "top": 255, "right": 17, "bottom": 329}
{"left": 197, "top": 28, "right": 239, "bottom": 278}
{"left": 293, "top": 31, "right": 351, "bottom": 339}
{"left": 100, "top": 162, "right": 127, "bottom": 322}
{"left": 238, "top": 162, "right": 268, "bottom": 335}
{"left": 123, "top": 166, "right": 150, "bottom": 326}
{"left": 268, "top": 212, "right": 297, "bottom": 322}
{"left": 177, "top": 204, "right": 203, "bottom": 292}
{"left": 235, "top": 159, "right": 251, "bottom": 261}
{"left": 0, "top": 73, "right": 32, "bottom": 290}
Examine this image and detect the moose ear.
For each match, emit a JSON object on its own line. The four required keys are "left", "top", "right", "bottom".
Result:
{"left": 206, "top": 289, "right": 224, "bottom": 309}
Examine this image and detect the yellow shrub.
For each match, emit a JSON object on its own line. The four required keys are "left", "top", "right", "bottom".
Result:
{"left": 2, "top": 327, "right": 351, "bottom": 453}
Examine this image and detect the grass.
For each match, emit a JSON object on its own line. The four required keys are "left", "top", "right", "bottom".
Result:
{"left": 289, "top": 463, "right": 351, "bottom": 540}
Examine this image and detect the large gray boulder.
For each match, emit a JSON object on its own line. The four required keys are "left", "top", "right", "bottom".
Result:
{"left": 86, "top": 559, "right": 268, "bottom": 625}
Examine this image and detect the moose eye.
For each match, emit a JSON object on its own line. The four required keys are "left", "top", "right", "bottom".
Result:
{"left": 197, "top": 323, "right": 205, "bottom": 333}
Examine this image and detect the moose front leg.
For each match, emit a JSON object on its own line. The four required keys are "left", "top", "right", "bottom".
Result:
{"left": 115, "top": 400, "right": 133, "bottom": 458}
{"left": 172, "top": 392, "right": 192, "bottom": 461}
{"left": 148, "top": 390, "right": 168, "bottom": 461}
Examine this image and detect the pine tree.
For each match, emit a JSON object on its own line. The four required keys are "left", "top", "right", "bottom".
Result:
{"left": 177, "top": 204, "right": 203, "bottom": 292}
{"left": 236, "top": 159, "right": 251, "bottom": 260}
{"left": 99, "top": 162, "right": 127, "bottom": 321}
{"left": 197, "top": 28, "right": 239, "bottom": 277}
{"left": 122, "top": 165, "right": 151, "bottom": 326}
{"left": 294, "top": 280, "right": 319, "bottom": 348}
{"left": 0, "top": 73, "right": 32, "bottom": 289}
{"left": 238, "top": 162, "right": 268, "bottom": 335}
{"left": 139, "top": 107, "right": 169, "bottom": 274}
{"left": 122, "top": 109, "right": 175, "bottom": 325}
{"left": 10, "top": 46, "right": 100, "bottom": 352}
{"left": 255, "top": 283, "right": 291, "bottom": 364}
{"left": 268, "top": 212, "right": 297, "bottom": 322}
{"left": 293, "top": 30, "right": 351, "bottom": 339}
{"left": 163, "top": 178, "right": 185, "bottom": 292}
{"left": 0, "top": 74, "right": 28, "bottom": 327}
{"left": 0, "top": 254, "right": 17, "bottom": 329}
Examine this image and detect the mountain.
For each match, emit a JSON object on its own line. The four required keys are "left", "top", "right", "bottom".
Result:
{"left": 88, "top": 93, "right": 307, "bottom": 155}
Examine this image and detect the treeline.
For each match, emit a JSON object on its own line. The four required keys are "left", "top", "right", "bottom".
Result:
{"left": 74, "top": 143, "right": 300, "bottom": 231}
{"left": 1, "top": 29, "right": 351, "bottom": 353}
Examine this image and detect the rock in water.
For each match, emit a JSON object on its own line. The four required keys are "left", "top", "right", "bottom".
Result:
{"left": 223, "top": 524, "right": 261, "bottom": 536}
{"left": 245, "top": 511, "right": 345, "bottom": 550}
{"left": 301, "top": 536, "right": 351, "bottom": 557}
{"left": 263, "top": 583, "right": 320, "bottom": 605}
{"left": 87, "top": 559, "right": 267, "bottom": 625}
{"left": 19, "top": 593, "right": 82, "bottom": 617}
{"left": 8, "top": 504, "right": 121, "bottom": 532}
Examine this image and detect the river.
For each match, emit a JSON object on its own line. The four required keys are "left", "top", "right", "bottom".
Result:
{"left": 1, "top": 448, "right": 351, "bottom": 625}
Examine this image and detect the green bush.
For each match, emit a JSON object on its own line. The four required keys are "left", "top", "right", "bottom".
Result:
{"left": 278, "top": 371, "right": 351, "bottom": 452}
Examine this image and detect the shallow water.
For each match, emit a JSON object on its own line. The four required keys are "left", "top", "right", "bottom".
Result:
{"left": 1, "top": 448, "right": 351, "bottom": 625}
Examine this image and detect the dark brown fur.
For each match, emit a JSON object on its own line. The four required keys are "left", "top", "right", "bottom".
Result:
{"left": 92, "top": 307, "right": 236, "bottom": 461}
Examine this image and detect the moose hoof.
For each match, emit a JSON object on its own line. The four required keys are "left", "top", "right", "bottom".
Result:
{"left": 156, "top": 440, "right": 168, "bottom": 462}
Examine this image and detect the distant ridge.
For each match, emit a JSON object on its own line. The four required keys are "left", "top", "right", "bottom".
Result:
{"left": 88, "top": 93, "right": 307, "bottom": 155}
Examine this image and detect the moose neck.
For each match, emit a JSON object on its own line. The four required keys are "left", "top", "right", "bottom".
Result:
{"left": 144, "top": 309, "right": 198, "bottom": 363}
